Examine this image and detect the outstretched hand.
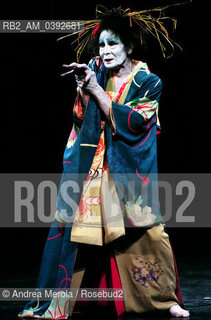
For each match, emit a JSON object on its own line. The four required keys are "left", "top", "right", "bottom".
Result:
{"left": 60, "top": 62, "right": 111, "bottom": 119}
{"left": 61, "top": 62, "right": 98, "bottom": 94}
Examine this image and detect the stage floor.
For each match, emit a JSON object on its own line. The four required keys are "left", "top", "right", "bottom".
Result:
{"left": 1, "top": 253, "right": 210, "bottom": 320}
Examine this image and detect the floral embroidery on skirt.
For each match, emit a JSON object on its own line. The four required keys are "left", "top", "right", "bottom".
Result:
{"left": 131, "top": 256, "right": 163, "bottom": 288}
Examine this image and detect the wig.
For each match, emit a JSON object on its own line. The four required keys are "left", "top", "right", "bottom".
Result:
{"left": 58, "top": 2, "right": 192, "bottom": 61}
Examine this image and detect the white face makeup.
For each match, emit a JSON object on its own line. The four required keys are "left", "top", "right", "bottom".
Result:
{"left": 99, "top": 29, "right": 129, "bottom": 69}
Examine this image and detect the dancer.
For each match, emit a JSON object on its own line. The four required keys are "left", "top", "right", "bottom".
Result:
{"left": 18, "top": 5, "right": 190, "bottom": 319}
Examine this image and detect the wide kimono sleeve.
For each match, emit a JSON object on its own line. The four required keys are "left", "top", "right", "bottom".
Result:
{"left": 109, "top": 72, "right": 162, "bottom": 143}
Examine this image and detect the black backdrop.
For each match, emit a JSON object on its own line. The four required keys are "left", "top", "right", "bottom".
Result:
{"left": 1, "top": 0, "right": 210, "bottom": 275}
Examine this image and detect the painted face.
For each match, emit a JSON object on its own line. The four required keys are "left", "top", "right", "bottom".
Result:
{"left": 99, "top": 29, "right": 129, "bottom": 69}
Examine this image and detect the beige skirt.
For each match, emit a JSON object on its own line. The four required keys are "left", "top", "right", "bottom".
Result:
{"left": 69, "top": 223, "right": 179, "bottom": 316}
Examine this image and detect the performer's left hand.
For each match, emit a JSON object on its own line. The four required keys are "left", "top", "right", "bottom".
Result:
{"left": 61, "top": 62, "right": 111, "bottom": 118}
{"left": 61, "top": 62, "right": 99, "bottom": 94}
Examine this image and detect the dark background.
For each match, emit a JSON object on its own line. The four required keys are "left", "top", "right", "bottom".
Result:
{"left": 1, "top": 0, "right": 210, "bottom": 283}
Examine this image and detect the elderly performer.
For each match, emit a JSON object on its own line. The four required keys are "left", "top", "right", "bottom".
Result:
{"left": 19, "top": 5, "right": 190, "bottom": 319}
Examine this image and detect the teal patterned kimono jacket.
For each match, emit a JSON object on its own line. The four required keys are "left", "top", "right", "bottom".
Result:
{"left": 57, "top": 57, "right": 163, "bottom": 228}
